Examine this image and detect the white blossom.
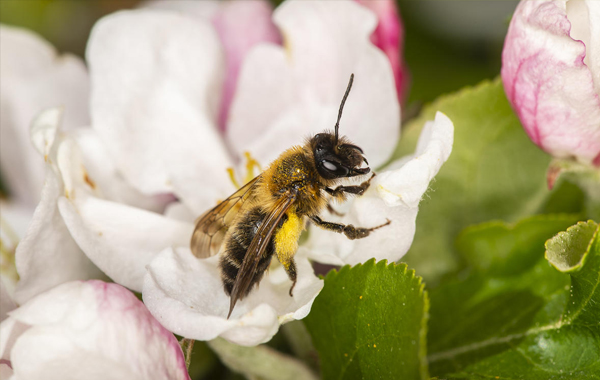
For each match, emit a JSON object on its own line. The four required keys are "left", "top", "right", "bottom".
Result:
{"left": 0, "top": 280, "right": 189, "bottom": 380}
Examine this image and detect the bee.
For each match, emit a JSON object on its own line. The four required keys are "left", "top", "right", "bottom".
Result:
{"left": 191, "top": 74, "right": 390, "bottom": 318}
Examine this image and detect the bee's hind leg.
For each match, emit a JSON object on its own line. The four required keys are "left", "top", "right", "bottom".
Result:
{"left": 310, "top": 215, "right": 390, "bottom": 240}
{"left": 276, "top": 252, "right": 298, "bottom": 297}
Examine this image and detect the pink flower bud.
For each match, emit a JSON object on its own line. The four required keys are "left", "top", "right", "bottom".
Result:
{"left": 355, "top": 0, "right": 408, "bottom": 104}
{"left": 502, "top": 0, "right": 600, "bottom": 166}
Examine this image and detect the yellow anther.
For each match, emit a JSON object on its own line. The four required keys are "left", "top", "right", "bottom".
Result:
{"left": 227, "top": 153, "right": 263, "bottom": 190}
{"left": 226, "top": 167, "right": 241, "bottom": 189}
{"left": 0, "top": 216, "right": 20, "bottom": 283}
{"left": 243, "top": 151, "right": 262, "bottom": 182}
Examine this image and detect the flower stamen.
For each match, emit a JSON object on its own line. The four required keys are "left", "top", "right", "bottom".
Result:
{"left": 0, "top": 216, "right": 20, "bottom": 283}
{"left": 226, "top": 152, "right": 263, "bottom": 190}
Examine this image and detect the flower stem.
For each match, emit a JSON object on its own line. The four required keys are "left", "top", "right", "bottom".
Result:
{"left": 208, "top": 338, "right": 318, "bottom": 380}
{"left": 180, "top": 338, "right": 195, "bottom": 370}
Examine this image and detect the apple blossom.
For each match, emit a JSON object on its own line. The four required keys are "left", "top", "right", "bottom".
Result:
{"left": 11, "top": 0, "right": 453, "bottom": 347}
{"left": 145, "top": 0, "right": 407, "bottom": 109}
{"left": 0, "top": 26, "right": 93, "bottom": 303}
{"left": 0, "top": 28, "right": 106, "bottom": 305}
{"left": 501, "top": 0, "right": 600, "bottom": 166}
{"left": 0, "top": 280, "right": 189, "bottom": 380}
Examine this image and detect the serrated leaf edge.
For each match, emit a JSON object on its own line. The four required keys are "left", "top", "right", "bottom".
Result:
{"left": 323, "top": 258, "right": 427, "bottom": 298}
{"left": 318, "top": 259, "right": 430, "bottom": 380}
{"left": 544, "top": 220, "right": 599, "bottom": 273}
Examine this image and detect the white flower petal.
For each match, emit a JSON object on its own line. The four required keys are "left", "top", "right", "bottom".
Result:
{"left": 0, "top": 200, "right": 33, "bottom": 245}
{"left": 306, "top": 112, "right": 454, "bottom": 265}
{"left": 5, "top": 281, "right": 189, "bottom": 380}
{"left": 14, "top": 169, "right": 102, "bottom": 305}
{"left": 164, "top": 201, "right": 197, "bottom": 224}
{"left": 29, "top": 106, "right": 60, "bottom": 161}
{"left": 56, "top": 137, "right": 193, "bottom": 291}
{"left": 0, "top": 279, "right": 17, "bottom": 322}
{"left": 144, "top": 247, "right": 323, "bottom": 346}
{"left": 228, "top": 0, "right": 399, "bottom": 168}
{"left": 14, "top": 108, "right": 103, "bottom": 305}
{"left": 143, "top": 0, "right": 281, "bottom": 131}
{"left": 0, "top": 25, "right": 89, "bottom": 207}
{"left": 569, "top": 0, "right": 599, "bottom": 95}
{"left": 0, "top": 317, "right": 28, "bottom": 361}
{"left": 142, "top": 0, "right": 221, "bottom": 19}
{"left": 72, "top": 129, "right": 172, "bottom": 213}
{"left": 375, "top": 112, "right": 454, "bottom": 207}
{"left": 87, "top": 10, "right": 233, "bottom": 212}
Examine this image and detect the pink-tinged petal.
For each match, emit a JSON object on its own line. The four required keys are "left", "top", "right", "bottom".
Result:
{"left": 142, "top": 0, "right": 281, "bottom": 131}
{"left": 227, "top": 1, "right": 400, "bottom": 168}
{"left": 501, "top": 0, "right": 600, "bottom": 165}
{"left": 0, "top": 363, "right": 12, "bottom": 379}
{"left": 305, "top": 112, "right": 454, "bottom": 265}
{"left": 143, "top": 247, "right": 323, "bottom": 346}
{"left": 355, "top": 0, "right": 408, "bottom": 103}
{"left": 212, "top": 0, "right": 281, "bottom": 130}
{"left": 0, "top": 25, "right": 89, "bottom": 207}
{"left": 6, "top": 281, "right": 189, "bottom": 380}
{"left": 87, "top": 10, "right": 234, "bottom": 213}
{"left": 55, "top": 139, "right": 193, "bottom": 292}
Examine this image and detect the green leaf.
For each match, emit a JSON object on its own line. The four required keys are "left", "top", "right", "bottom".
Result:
{"left": 392, "top": 78, "right": 581, "bottom": 284}
{"left": 427, "top": 215, "right": 600, "bottom": 379}
{"left": 303, "top": 259, "right": 429, "bottom": 380}
{"left": 546, "top": 220, "right": 598, "bottom": 272}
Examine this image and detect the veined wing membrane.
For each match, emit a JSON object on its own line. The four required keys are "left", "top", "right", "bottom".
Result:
{"left": 191, "top": 175, "right": 261, "bottom": 258}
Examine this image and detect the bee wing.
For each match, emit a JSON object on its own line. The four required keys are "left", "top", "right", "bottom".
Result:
{"left": 191, "top": 175, "right": 261, "bottom": 258}
{"left": 227, "top": 191, "right": 297, "bottom": 319}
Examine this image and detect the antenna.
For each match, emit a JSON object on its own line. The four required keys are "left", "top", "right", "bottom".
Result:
{"left": 334, "top": 73, "right": 354, "bottom": 143}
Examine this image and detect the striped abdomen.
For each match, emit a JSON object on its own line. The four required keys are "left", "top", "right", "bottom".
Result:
{"left": 219, "top": 207, "right": 276, "bottom": 298}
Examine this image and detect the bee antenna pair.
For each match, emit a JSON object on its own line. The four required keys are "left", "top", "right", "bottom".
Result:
{"left": 334, "top": 73, "right": 354, "bottom": 145}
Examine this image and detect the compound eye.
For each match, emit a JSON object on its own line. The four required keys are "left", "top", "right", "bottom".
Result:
{"left": 323, "top": 160, "right": 337, "bottom": 171}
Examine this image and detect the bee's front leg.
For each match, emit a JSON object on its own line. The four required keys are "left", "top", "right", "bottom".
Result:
{"left": 325, "top": 173, "right": 376, "bottom": 199}
{"left": 310, "top": 215, "right": 390, "bottom": 240}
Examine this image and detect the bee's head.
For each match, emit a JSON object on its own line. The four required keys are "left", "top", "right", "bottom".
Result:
{"left": 311, "top": 133, "right": 369, "bottom": 180}
{"left": 311, "top": 73, "right": 369, "bottom": 180}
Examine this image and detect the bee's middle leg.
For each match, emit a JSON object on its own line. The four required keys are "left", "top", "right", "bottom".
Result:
{"left": 310, "top": 215, "right": 390, "bottom": 240}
